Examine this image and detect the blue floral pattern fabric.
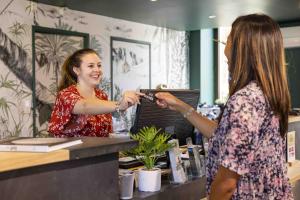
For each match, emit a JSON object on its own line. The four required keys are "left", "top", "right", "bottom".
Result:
{"left": 206, "top": 81, "right": 293, "bottom": 199}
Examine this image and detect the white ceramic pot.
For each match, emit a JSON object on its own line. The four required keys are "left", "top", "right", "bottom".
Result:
{"left": 138, "top": 168, "right": 161, "bottom": 192}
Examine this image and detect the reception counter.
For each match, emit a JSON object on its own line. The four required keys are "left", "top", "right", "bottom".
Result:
{"left": 0, "top": 116, "right": 299, "bottom": 200}
{"left": 0, "top": 137, "right": 136, "bottom": 200}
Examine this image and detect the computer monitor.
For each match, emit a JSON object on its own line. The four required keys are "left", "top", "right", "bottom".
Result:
{"left": 130, "top": 89, "right": 200, "bottom": 146}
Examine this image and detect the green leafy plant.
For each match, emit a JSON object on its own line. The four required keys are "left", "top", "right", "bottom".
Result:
{"left": 126, "top": 126, "right": 173, "bottom": 170}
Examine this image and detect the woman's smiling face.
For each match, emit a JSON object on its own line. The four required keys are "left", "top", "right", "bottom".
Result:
{"left": 73, "top": 53, "right": 103, "bottom": 87}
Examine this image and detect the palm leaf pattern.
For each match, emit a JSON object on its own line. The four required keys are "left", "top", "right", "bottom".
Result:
{"left": 35, "top": 33, "right": 82, "bottom": 88}
{"left": 0, "top": 27, "right": 52, "bottom": 138}
{"left": 90, "top": 35, "right": 103, "bottom": 58}
{"left": 98, "top": 76, "right": 111, "bottom": 94}
{"left": 25, "top": 1, "right": 45, "bottom": 25}
{"left": 0, "top": 97, "right": 15, "bottom": 119}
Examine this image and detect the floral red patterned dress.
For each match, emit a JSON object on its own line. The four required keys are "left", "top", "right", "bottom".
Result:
{"left": 48, "top": 85, "right": 112, "bottom": 137}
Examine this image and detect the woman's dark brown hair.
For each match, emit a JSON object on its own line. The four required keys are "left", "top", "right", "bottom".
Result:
{"left": 58, "top": 48, "right": 99, "bottom": 91}
{"left": 227, "top": 14, "right": 290, "bottom": 137}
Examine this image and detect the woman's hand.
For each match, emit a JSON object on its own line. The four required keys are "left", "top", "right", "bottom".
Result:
{"left": 155, "top": 92, "right": 184, "bottom": 111}
{"left": 118, "top": 91, "right": 143, "bottom": 110}
{"left": 156, "top": 92, "right": 218, "bottom": 139}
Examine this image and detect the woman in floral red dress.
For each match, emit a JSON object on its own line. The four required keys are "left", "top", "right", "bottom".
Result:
{"left": 155, "top": 14, "right": 293, "bottom": 199}
{"left": 48, "top": 48, "right": 141, "bottom": 137}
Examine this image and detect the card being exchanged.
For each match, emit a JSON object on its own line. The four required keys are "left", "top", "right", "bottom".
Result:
{"left": 142, "top": 92, "right": 157, "bottom": 103}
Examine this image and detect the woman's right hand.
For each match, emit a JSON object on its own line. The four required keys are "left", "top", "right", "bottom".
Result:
{"left": 155, "top": 92, "right": 184, "bottom": 111}
{"left": 118, "top": 91, "right": 143, "bottom": 111}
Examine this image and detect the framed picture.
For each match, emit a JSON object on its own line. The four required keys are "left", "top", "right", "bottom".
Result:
{"left": 32, "top": 26, "right": 89, "bottom": 136}
{"left": 110, "top": 37, "right": 151, "bottom": 100}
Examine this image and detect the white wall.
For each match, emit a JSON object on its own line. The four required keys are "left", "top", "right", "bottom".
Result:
{"left": 0, "top": 0, "right": 189, "bottom": 138}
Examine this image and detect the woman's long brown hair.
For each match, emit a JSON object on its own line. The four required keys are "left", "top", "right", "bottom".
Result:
{"left": 227, "top": 14, "right": 290, "bottom": 137}
{"left": 58, "top": 48, "right": 99, "bottom": 91}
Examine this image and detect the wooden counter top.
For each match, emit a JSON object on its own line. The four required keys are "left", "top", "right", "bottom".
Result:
{"left": 288, "top": 160, "right": 300, "bottom": 186}
{"left": 0, "top": 149, "right": 69, "bottom": 173}
{"left": 289, "top": 115, "right": 300, "bottom": 123}
{"left": 0, "top": 137, "right": 137, "bottom": 173}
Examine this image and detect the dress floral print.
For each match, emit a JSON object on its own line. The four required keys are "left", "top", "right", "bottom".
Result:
{"left": 206, "top": 82, "right": 293, "bottom": 199}
{"left": 48, "top": 85, "right": 112, "bottom": 137}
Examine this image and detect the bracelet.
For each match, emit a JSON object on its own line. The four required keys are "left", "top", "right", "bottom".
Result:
{"left": 183, "top": 107, "right": 194, "bottom": 118}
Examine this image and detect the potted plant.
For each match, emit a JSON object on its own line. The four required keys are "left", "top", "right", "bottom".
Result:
{"left": 126, "top": 126, "right": 173, "bottom": 192}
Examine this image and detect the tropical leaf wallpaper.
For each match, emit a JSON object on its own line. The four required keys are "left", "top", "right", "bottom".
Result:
{"left": 0, "top": 0, "right": 189, "bottom": 139}
{"left": 34, "top": 31, "right": 84, "bottom": 136}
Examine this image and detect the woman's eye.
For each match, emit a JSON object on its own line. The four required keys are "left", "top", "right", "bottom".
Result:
{"left": 97, "top": 64, "right": 102, "bottom": 68}
{"left": 88, "top": 65, "right": 94, "bottom": 68}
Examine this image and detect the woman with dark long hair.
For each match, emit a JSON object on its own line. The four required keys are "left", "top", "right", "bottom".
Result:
{"left": 156, "top": 14, "right": 293, "bottom": 199}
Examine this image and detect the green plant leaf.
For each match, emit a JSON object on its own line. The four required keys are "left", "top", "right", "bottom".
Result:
{"left": 125, "top": 126, "right": 174, "bottom": 170}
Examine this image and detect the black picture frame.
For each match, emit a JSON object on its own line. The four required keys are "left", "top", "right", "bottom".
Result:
{"left": 32, "top": 26, "right": 89, "bottom": 136}
{"left": 110, "top": 37, "right": 151, "bottom": 100}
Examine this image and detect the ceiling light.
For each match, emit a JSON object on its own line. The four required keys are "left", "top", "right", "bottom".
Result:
{"left": 150, "top": 0, "right": 157, "bottom": 1}
{"left": 209, "top": 15, "right": 216, "bottom": 19}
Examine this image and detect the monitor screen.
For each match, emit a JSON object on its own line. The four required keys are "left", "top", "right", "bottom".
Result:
{"left": 130, "top": 89, "right": 200, "bottom": 146}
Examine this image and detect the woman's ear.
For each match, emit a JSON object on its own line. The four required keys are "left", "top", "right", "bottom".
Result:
{"left": 73, "top": 66, "right": 80, "bottom": 76}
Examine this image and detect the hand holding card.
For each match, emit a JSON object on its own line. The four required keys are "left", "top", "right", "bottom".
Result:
{"left": 141, "top": 92, "right": 157, "bottom": 103}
